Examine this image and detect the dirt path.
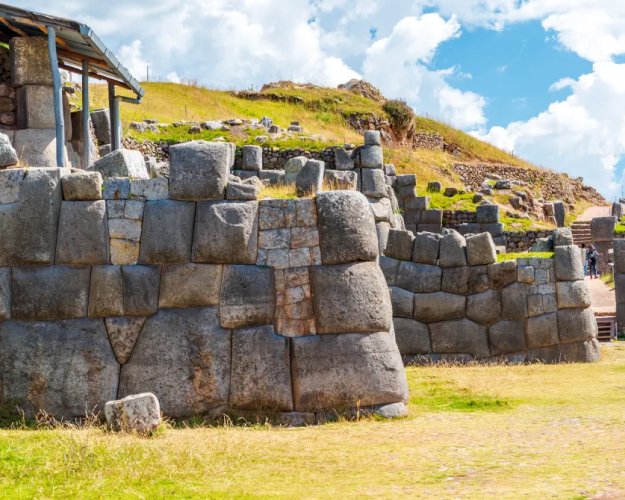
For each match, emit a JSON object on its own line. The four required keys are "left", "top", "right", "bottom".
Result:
{"left": 578, "top": 205, "right": 610, "bottom": 221}
{"left": 586, "top": 276, "right": 616, "bottom": 315}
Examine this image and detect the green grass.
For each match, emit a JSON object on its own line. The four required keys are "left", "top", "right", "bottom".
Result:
{"left": 601, "top": 272, "right": 615, "bottom": 288}
{"left": 497, "top": 251, "right": 554, "bottom": 262}
{"left": 4, "top": 345, "right": 625, "bottom": 497}
{"left": 424, "top": 191, "right": 479, "bottom": 211}
{"left": 615, "top": 221, "right": 625, "bottom": 235}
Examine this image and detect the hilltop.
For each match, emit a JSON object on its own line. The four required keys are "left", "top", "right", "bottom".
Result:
{"left": 77, "top": 80, "right": 605, "bottom": 228}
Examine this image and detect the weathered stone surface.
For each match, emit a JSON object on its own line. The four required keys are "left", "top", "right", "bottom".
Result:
{"left": 56, "top": 201, "right": 109, "bottom": 265}
{"left": 413, "top": 292, "right": 465, "bottom": 324}
{"left": 476, "top": 204, "right": 499, "bottom": 224}
{"left": 334, "top": 148, "right": 354, "bottom": 170}
{"left": 412, "top": 232, "right": 441, "bottom": 265}
{"left": 489, "top": 320, "right": 526, "bottom": 356}
{"left": 61, "top": 171, "right": 102, "bottom": 201}
{"left": 324, "top": 169, "right": 358, "bottom": 190}
{"left": 373, "top": 402, "right": 409, "bottom": 419}
{"left": 554, "top": 245, "right": 584, "bottom": 281}
{"left": 420, "top": 210, "right": 443, "bottom": 225}
{"left": 104, "top": 317, "right": 146, "bottom": 364}
{"left": 361, "top": 168, "right": 387, "bottom": 198}
{"left": 441, "top": 266, "right": 489, "bottom": 295}
{"left": 89, "top": 266, "right": 123, "bottom": 318}
{"left": 393, "top": 318, "right": 431, "bottom": 355}
{"left": 364, "top": 130, "right": 382, "bottom": 146}
{"left": 119, "top": 307, "right": 231, "bottom": 418}
{"left": 553, "top": 228, "right": 573, "bottom": 247}
{"left": 138, "top": 200, "right": 195, "bottom": 264}
{"left": 122, "top": 266, "right": 160, "bottom": 317}
{"left": 465, "top": 233, "right": 496, "bottom": 266}
{"left": 0, "top": 132, "right": 18, "bottom": 167}
{"left": 12, "top": 128, "right": 67, "bottom": 168}
{"left": 102, "top": 178, "right": 130, "bottom": 200}
{"left": 558, "top": 338, "right": 600, "bottom": 363}
{"left": 466, "top": 289, "right": 501, "bottom": 325}
{"left": 90, "top": 109, "right": 111, "bottom": 145}
{"left": 12, "top": 266, "right": 89, "bottom": 320}
{"left": 376, "top": 221, "right": 391, "bottom": 254}
{"left": 169, "top": 141, "right": 231, "bottom": 200}
{"left": 291, "top": 331, "right": 408, "bottom": 411}
{"left": 556, "top": 281, "right": 592, "bottom": 309}
{"left": 10, "top": 37, "right": 52, "bottom": 86}
{"left": 359, "top": 145, "right": 383, "bottom": 168}
{"left": 0, "top": 319, "right": 119, "bottom": 419}
{"left": 110, "top": 239, "right": 140, "bottom": 265}
{"left": 159, "top": 263, "right": 222, "bottom": 308}
{"left": 193, "top": 201, "right": 258, "bottom": 264}
{"left": 296, "top": 159, "right": 324, "bottom": 197}
{"left": 241, "top": 145, "right": 263, "bottom": 171}
{"left": 379, "top": 256, "right": 400, "bottom": 285}
{"left": 614, "top": 240, "right": 625, "bottom": 274}
{"left": 526, "top": 313, "right": 559, "bottom": 349}
{"left": 438, "top": 231, "right": 467, "bottom": 267}
{"left": 226, "top": 181, "right": 260, "bottom": 200}
{"left": 130, "top": 178, "right": 169, "bottom": 200}
{"left": 0, "top": 168, "right": 63, "bottom": 266}
{"left": 16, "top": 85, "right": 56, "bottom": 129}
{"left": 105, "top": 393, "right": 161, "bottom": 433}
{"left": 92, "top": 149, "right": 148, "bottom": 179}
{"left": 430, "top": 319, "right": 490, "bottom": 359}
{"left": 389, "top": 286, "right": 414, "bottom": 318}
{"left": 229, "top": 326, "right": 293, "bottom": 411}
{"left": 220, "top": 265, "right": 274, "bottom": 328}
{"left": 0, "top": 267, "right": 10, "bottom": 320}
{"left": 501, "top": 282, "right": 528, "bottom": 320}
{"left": 311, "top": 262, "right": 392, "bottom": 334}
{"left": 590, "top": 217, "right": 615, "bottom": 242}
{"left": 396, "top": 261, "right": 442, "bottom": 293}
{"left": 385, "top": 229, "right": 414, "bottom": 261}
{"left": 284, "top": 156, "right": 308, "bottom": 183}
{"left": 557, "top": 308, "right": 597, "bottom": 343}
{"left": 316, "top": 191, "right": 378, "bottom": 264}
{"left": 488, "top": 260, "right": 517, "bottom": 288}
{"left": 108, "top": 218, "right": 142, "bottom": 241}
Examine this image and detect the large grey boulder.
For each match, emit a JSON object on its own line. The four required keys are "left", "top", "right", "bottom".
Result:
{"left": 557, "top": 308, "right": 597, "bottom": 343}
{"left": 379, "top": 256, "right": 400, "bottom": 285}
{"left": 412, "top": 232, "right": 441, "bottom": 265}
{"left": 55, "top": 201, "right": 109, "bottom": 265}
{"left": 220, "top": 265, "right": 274, "bottom": 329}
{"left": 413, "top": 292, "right": 465, "bottom": 324}
{"left": 12, "top": 128, "right": 67, "bottom": 168}
{"left": 122, "top": 266, "right": 160, "bottom": 317}
{"left": 229, "top": 326, "right": 293, "bottom": 411}
{"left": 0, "top": 132, "right": 18, "bottom": 167}
{"left": 389, "top": 286, "right": 414, "bottom": 318}
{"left": 159, "top": 264, "right": 222, "bottom": 309}
{"left": 296, "top": 159, "right": 324, "bottom": 197}
{"left": 291, "top": 331, "right": 408, "bottom": 411}
{"left": 526, "top": 313, "right": 559, "bottom": 348}
{"left": 334, "top": 148, "right": 354, "bottom": 170}
{"left": 192, "top": 201, "right": 258, "bottom": 264}
{"left": 10, "top": 37, "right": 53, "bottom": 86}
{"left": 324, "top": 170, "right": 358, "bottom": 191}
{"left": 359, "top": 145, "right": 383, "bottom": 168}
{"left": 466, "top": 289, "right": 501, "bottom": 325}
{"left": 12, "top": 266, "right": 90, "bottom": 320}
{"left": 501, "top": 282, "right": 528, "bottom": 320}
{"left": 591, "top": 217, "right": 616, "bottom": 242}
{"left": 104, "top": 317, "right": 146, "bottom": 364}
{"left": 488, "top": 261, "right": 517, "bottom": 288}
{"left": 92, "top": 149, "right": 149, "bottom": 179}
{"left": 442, "top": 266, "right": 489, "bottom": 295}
{"left": 385, "top": 229, "right": 414, "bottom": 261}
{"left": 119, "top": 307, "right": 231, "bottom": 418}
{"left": 396, "top": 261, "right": 442, "bottom": 293}
{"left": 361, "top": 168, "right": 387, "bottom": 198}
{"left": 0, "top": 267, "right": 9, "bottom": 320}
{"left": 61, "top": 171, "right": 102, "bottom": 201}
{"left": 284, "top": 156, "right": 308, "bottom": 183}
{"left": 241, "top": 145, "right": 263, "bottom": 171}
{"left": 310, "top": 261, "right": 392, "bottom": 334}
{"left": 553, "top": 201, "right": 566, "bottom": 227}
{"left": 556, "top": 281, "right": 592, "bottom": 309}
{"left": 393, "top": 318, "right": 431, "bottom": 355}
{"left": 316, "top": 191, "right": 378, "bottom": 264}
{"left": 226, "top": 181, "right": 260, "bottom": 201}
{"left": 139, "top": 200, "right": 195, "bottom": 264}
{"left": 465, "top": 233, "right": 497, "bottom": 265}
{"left": 89, "top": 266, "right": 124, "bottom": 318}
{"left": 476, "top": 204, "right": 499, "bottom": 224}
{"left": 489, "top": 320, "right": 526, "bottom": 356}
{"left": 553, "top": 228, "right": 573, "bottom": 247}
{"left": 0, "top": 168, "right": 63, "bottom": 266}
{"left": 554, "top": 245, "right": 584, "bottom": 281}
{"left": 90, "top": 109, "right": 111, "bottom": 145}
{"left": 105, "top": 393, "right": 161, "bottom": 434}
{"left": 169, "top": 141, "right": 231, "bottom": 200}
{"left": 558, "top": 338, "right": 600, "bottom": 363}
{"left": 364, "top": 130, "right": 382, "bottom": 146}
{"left": 429, "top": 318, "right": 490, "bottom": 359}
{"left": 0, "top": 318, "right": 119, "bottom": 419}
{"left": 614, "top": 239, "right": 625, "bottom": 273}
{"left": 438, "top": 230, "right": 467, "bottom": 267}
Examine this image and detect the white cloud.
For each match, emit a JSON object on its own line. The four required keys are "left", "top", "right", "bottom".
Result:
{"left": 118, "top": 40, "right": 150, "bottom": 81}
{"left": 549, "top": 77, "right": 575, "bottom": 92}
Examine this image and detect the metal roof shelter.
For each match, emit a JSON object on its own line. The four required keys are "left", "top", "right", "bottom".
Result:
{"left": 0, "top": 3, "right": 145, "bottom": 167}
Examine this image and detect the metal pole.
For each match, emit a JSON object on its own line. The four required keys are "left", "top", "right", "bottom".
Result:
{"left": 48, "top": 26, "right": 66, "bottom": 167}
{"left": 113, "top": 97, "right": 121, "bottom": 151}
{"left": 108, "top": 82, "right": 117, "bottom": 150}
{"left": 82, "top": 59, "right": 90, "bottom": 168}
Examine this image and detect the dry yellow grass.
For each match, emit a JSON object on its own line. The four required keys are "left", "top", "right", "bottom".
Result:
{"left": 3, "top": 344, "right": 625, "bottom": 497}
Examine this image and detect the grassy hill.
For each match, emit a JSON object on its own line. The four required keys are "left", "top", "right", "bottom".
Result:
{"left": 77, "top": 81, "right": 604, "bottom": 225}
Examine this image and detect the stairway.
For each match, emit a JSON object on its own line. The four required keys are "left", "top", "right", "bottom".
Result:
{"left": 571, "top": 220, "right": 592, "bottom": 245}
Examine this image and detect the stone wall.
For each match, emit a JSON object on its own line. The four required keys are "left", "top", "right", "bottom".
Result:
{"left": 413, "top": 132, "right": 444, "bottom": 151}
{"left": 0, "top": 142, "right": 409, "bottom": 423}
{"left": 504, "top": 229, "right": 552, "bottom": 253}
{"left": 613, "top": 240, "right": 625, "bottom": 335}
{"left": 381, "top": 227, "right": 599, "bottom": 363}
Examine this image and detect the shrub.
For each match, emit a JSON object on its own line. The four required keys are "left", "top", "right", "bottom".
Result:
{"left": 383, "top": 99, "right": 415, "bottom": 138}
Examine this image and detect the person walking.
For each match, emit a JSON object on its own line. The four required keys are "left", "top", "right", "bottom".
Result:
{"left": 586, "top": 244, "right": 599, "bottom": 279}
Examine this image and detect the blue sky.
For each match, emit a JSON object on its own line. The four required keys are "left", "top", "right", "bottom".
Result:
{"left": 19, "top": 0, "right": 625, "bottom": 198}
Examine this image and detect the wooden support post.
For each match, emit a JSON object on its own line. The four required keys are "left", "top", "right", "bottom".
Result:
{"left": 48, "top": 26, "right": 66, "bottom": 167}
{"left": 82, "top": 60, "right": 90, "bottom": 168}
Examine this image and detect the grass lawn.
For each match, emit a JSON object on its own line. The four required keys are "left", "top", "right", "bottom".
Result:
{"left": 3, "top": 344, "right": 625, "bottom": 498}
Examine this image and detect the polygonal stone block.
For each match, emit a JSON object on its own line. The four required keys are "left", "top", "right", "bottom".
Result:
{"left": 62, "top": 171, "right": 103, "bottom": 201}
{"left": 159, "top": 264, "right": 222, "bottom": 308}
{"left": 220, "top": 265, "right": 274, "bottom": 329}
{"left": 92, "top": 149, "right": 149, "bottom": 179}
{"left": 429, "top": 318, "right": 490, "bottom": 359}
{"left": 122, "top": 266, "right": 160, "bottom": 317}
{"left": 10, "top": 37, "right": 52, "bottom": 86}
{"left": 89, "top": 266, "right": 124, "bottom": 318}
{"left": 393, "top": 318, "right": 431, "bottom": 355}
{"left": 489, "top": 320, "right": 526, "bottom": 356}
{"left": 465, "top": 233, "right": 496, "bottom": 266}
{"left": 557, "top": 307, "right": 598, "bottom": 343}
{"left": 526, "top": 313, "right": 559, "bottom": 349}
{"left": 554, "top": 245, "right": 584, "bottom": 281}
{"left": 395, "top": 261, "right": 442, "bottom": 293}
{"left": 55, "top": 200, "right": 109, "bottom": 265}
{"left": 466, "top": 289, "right": 501, "bottom": 325}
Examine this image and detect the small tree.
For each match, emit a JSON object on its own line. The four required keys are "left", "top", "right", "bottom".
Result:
{"left": 383, "top": 99, "right": 414, "bottom": 140}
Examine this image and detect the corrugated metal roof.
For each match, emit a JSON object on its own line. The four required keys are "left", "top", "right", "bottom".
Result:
{"left": 0, "top": 3, "right": 144, "bottom": 100}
